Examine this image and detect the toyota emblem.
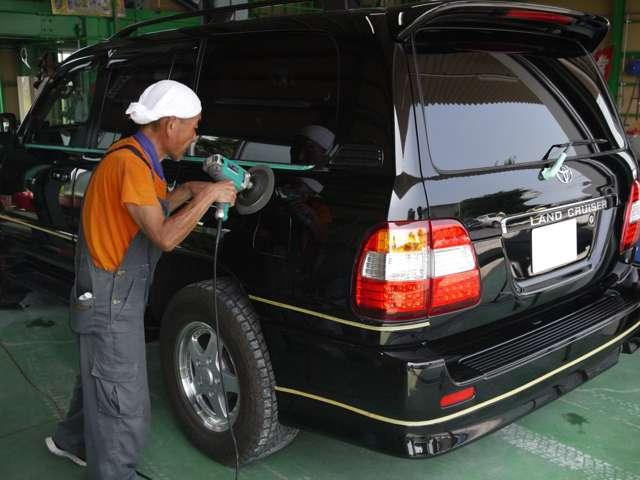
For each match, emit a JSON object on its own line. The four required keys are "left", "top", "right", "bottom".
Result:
{"left": 556, "top": 165, "right": 573, "bottom": 184}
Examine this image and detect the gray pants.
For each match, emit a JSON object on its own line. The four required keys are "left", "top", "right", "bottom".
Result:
{"left": 54, "top": 324, "right": 150, "bottom": 480}
{"left": 56, "top": 165, "right": 167, "bottom": 478}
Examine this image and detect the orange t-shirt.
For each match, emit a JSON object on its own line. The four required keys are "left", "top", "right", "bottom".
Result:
{"left": 82, "top": 137, "right": 167, "bottom": 272}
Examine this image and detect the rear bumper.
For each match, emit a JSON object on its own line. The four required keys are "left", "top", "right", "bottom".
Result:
{"left": 272, "top": 292, "right": 640, "bottom": 457}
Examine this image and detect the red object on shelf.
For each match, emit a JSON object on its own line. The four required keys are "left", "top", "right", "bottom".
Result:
{"left": 12, "top": 191, "right": 35, "bottom": 211}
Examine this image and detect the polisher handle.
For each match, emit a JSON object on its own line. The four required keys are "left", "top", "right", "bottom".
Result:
{"left": 214, "top": 202, "right": 229, "bottom": 221}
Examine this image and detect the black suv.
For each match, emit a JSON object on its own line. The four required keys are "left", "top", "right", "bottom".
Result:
{"left": 1, "top": 0, "right": 640, "bottom": 465}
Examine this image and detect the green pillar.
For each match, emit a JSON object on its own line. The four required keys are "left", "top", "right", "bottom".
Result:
{"left": 0, "top": 80, "right": 4, "bottom": 113}
{"left": 111, "top": 0, "right": 119, "bottom": 35}
{"left": 609, "top": 0, "right": 626, "bottom": 103}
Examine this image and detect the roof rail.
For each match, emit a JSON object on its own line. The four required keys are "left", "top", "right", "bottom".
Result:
{"left": 111, "top": 0, "right": 322, "bottom": 40}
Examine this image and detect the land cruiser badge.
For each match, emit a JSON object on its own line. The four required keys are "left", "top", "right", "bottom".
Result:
{"left": 529, "top": 199, "right": 608, "bottom": 227}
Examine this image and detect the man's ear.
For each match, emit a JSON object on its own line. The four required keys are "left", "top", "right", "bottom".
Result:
{"left": 159, "top": 117, "right": 175, "bottom": 137}
{"left": 162, "top": 116, "right": 177, "bottom": 137}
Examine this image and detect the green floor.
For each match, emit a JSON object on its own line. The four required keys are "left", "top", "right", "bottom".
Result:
{"left": 1, "top": 292, "right": 639, "bottom": 480}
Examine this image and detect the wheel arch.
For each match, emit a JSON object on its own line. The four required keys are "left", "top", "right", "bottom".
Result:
{"left": 148, "top": 250, "right": 237, "bottom": 326}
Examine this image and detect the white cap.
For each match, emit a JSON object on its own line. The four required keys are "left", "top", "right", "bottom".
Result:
{"left": 297, "top": 125, "right": 335, "bottom": 154}
{"left": 126, "top": 80, "right": 202, "bottom": 125}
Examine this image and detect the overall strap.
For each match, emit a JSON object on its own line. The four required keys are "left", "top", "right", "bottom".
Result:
{"left": 112, "top": 143, "right": 168, "bottom": 270}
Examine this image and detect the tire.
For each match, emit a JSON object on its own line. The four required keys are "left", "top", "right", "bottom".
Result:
{"left": 160, "top": 278, "right": 298, "bottom": 465}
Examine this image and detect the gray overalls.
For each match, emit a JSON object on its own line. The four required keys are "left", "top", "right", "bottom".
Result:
{"left": 52, "top": 145, "right": 168, "bottom": 479}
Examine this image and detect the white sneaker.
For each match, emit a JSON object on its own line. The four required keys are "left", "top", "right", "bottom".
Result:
{"left": 45, "top": 436, "right": 87, "bottom": 467}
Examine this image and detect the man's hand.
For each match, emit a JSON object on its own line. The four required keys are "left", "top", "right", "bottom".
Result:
{"left": 201, "top": 180, "right": 237, "bottom": 205}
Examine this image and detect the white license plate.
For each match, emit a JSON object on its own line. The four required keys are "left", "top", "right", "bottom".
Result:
{"left": 531, "top": 219, "right": 577, "bottom": 274}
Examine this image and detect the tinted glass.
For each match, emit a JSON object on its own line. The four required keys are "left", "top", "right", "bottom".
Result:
{"left": 95, "top": 42, "right": 197, "bottom": 148}
{"left": 414, "top": 51, "right": 584, "bottom": 171}
{"left": 195, "top": 31, "right": 338, "bottom": 165}
{"left": 532, "top": 55, "right": 625, "bottom": 149}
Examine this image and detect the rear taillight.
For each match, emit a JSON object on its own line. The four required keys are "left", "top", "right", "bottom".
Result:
{"left": 355, "top": 221, "right": 429, "bottom": 319}
{"left": 354, "top": 220, "right": 480, "bottom": 320}
{"left": 504, "top": 9, "right": 574, "bottom": 25}
{"left": 620, "top": 180, "right": 640, "bottom": 253}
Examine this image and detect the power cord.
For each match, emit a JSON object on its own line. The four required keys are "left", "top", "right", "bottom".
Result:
{"left": 213, "top": 217, "right": 241, "bottom": 480}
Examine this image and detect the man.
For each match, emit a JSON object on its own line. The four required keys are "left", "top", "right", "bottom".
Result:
{"left": 290, "top": 124, "right": 335, "bottom": 169}
{"left": 44, "top": 80, "right": 236, "bottom": 479}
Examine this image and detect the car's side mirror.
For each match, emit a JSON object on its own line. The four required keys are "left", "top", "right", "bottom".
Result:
{"left": 0, "top": 113, "right": 18, "bottom": 136}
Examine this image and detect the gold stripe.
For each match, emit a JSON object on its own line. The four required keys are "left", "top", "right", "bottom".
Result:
{"left": 0, "top": 214, "right": 74, "bottom": 241}
{"left": 248, "top": 295, "right": 431, "bottom": 332}
{"left": 275, "top": 314, "right": 640, "bottom": 427}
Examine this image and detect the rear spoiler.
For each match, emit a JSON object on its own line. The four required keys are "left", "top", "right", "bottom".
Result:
{"left": 394, "top": 1, "right": 609, "bottom": 53}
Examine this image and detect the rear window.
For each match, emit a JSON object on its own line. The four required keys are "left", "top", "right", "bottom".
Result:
{"left": 411, "top": 41, "right": 624, "bottom": 171}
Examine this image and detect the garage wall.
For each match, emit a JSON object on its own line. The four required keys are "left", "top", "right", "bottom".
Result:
{"left": 143, "top": 0, "right": 188, "bottom": 12}
{"left": 530, "top": 0, "right": 609, "bottom": 15}
{"left": 527, "top": 1, "right": 640, "bottom": 134}
{"left": 619, "top": 10, "right": 640, "bottom": 133}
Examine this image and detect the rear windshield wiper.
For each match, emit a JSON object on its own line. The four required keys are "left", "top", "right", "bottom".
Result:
{"left": 540, "top": 139, "right": 608, "bottom": 181}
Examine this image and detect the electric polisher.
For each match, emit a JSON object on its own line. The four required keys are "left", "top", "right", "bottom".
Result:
{"left": 202, "top": 154, "right": 275, "bottom": 220}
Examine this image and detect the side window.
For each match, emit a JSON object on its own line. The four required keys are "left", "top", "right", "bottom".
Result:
{"left": 331, "top": 39, "right": 391, "bottom": 169}
{"left": 95, "top": 42, "right": 198, "bottom": 149}
{"left": 195, "top": 32, "right": 338, "bottom": 166}
{"left": 26, "top": 63, "right": 98, "bottom": 147}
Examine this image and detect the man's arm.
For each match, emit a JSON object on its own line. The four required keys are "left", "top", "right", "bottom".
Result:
{"left": 166, "top": 183, "right": 191, "bottom": 213}
{"left": 166, "top": 181, "right": 217, "bottom": 213}
{"left": 125, "top": 181, "right": 236, "bottom": 252}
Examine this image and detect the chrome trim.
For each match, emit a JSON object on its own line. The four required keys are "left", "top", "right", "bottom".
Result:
{"left": 0, "top": 213, "right": 75, "bottom": 242}
{"left": 249, "top": 295, "right": 431, "bottom": 332}
{"left": 514, "top": 264, "right": 593, "bottom": 297}
{"left": 500, "top": 195, "right": 614, "bottom": 235}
